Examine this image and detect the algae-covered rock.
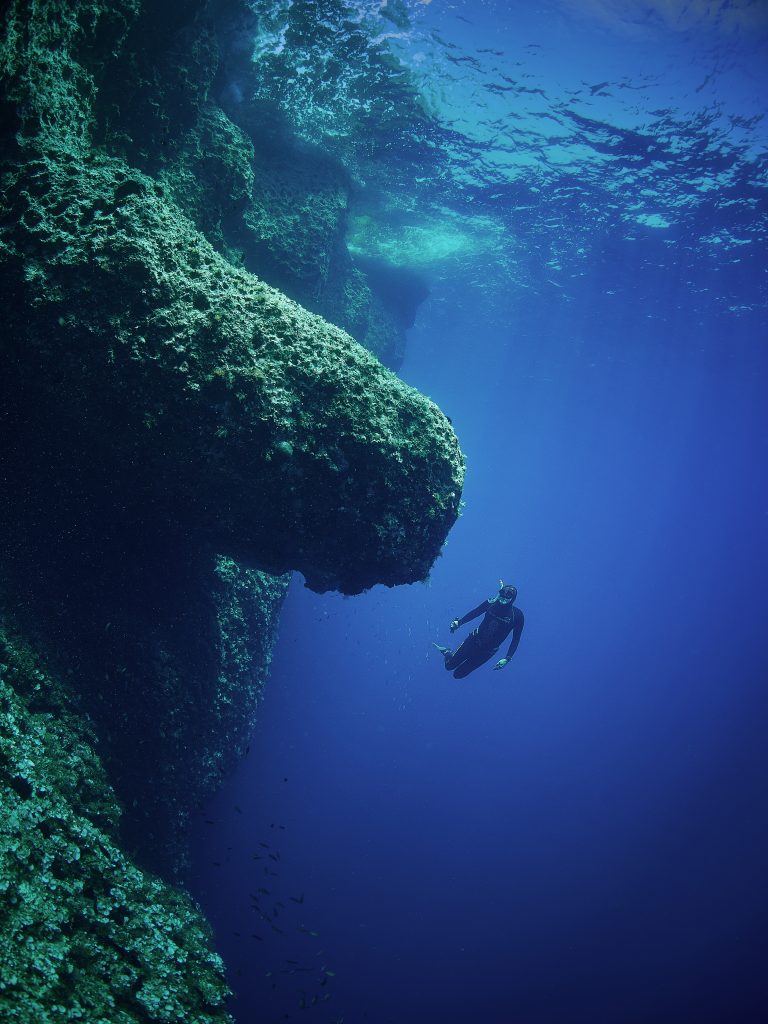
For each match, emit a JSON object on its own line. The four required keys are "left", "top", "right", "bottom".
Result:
{"left": 0, "top": 634, "right": 231, "bottom": 1024}
{"left": 159, "top": 102, "right": 257, "bottom": 252}
{"left": 243, "top": 142, "right": 349, "bottom": 303}
{"left": 0, "top": 0, "right": 464, "bottom": 1009}
{"left": 1, "top": 0, "right": 463, "bottom": 595}
{"left": 0, "top": 152, "right": 462, "bottom": 594}
{"left": 0, "top": 0, "right": 463, "bottom": 867}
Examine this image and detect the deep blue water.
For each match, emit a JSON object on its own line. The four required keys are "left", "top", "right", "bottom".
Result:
{"left": 190, "top": 3, "right": 768, "bottom": 1022}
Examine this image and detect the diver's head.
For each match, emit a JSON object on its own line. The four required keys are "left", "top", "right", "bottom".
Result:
{"left": 497, "top": 582, "right": 517, "bottom": 604}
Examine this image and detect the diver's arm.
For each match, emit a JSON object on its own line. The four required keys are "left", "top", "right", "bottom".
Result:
{"left": 457, "top": 601, "right": 490, "bottom": 627}
{"left": 503, "top": 608, "right": 524, "bottom": 660}
{"left": 494, "top": 609, "right": 525, "bottom": 669}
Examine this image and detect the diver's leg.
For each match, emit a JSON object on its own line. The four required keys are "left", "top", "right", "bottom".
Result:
{"left": 444, "top": 635, "right": 474, "bottom": 671}
{"left": 452, "top": 656, "right": 484, "bottom": 679}
{"left": 452, "top": 641, "right": 497, "bottom": 679}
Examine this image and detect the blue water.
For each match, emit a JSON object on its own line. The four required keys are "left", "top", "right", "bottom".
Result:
{"left": 190, "top": 3, "right": 768, "bottom": 1022}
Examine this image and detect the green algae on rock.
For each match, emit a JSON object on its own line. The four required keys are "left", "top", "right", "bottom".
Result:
{"left": 0, "top": 633, "right": 231, "bottom": 1024}
{"left": 1, "top": 0, "right": 463, "bottom": 595}
{"left": 1, "top": 152, "right": 463, "bottom": 594}
{"left": 0, "top": 0, "right": 464, "bottom": 1011}
{"left": 0, "top": 0, "right": 464, "bottom": 884}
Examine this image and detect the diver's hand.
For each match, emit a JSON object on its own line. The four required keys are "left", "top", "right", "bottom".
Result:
{"left": 449, "top": 618, "right": 460, "bottom": 633}
{"left": 493, "top": 658, "right": 510, "bottom": 671}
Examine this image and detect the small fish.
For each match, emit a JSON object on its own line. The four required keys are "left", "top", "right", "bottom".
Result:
{"left": 271, "top": 924, "right": 283, "bottom": 934}
{"left": 259, "top": 841, "right": 270, "bottom": 849}
{"left": 257, "top": 887, "right": 269, "bottom": 895}
{"left": 289, "top": 894, "right": 305, "bottom": 904}
{"left": 268, "top": 853, "right": 279, "bottom": 862}
{"left": 250, "top": 934, "right": 263, "bottom": 941}
{"left": 235, "top": 805, "right": 242, "bottom": 814}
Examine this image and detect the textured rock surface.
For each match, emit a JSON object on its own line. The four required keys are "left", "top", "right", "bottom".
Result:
{"left": 238, "top": 140, "right": 418, "bottom": 366}
{"left": 0, "top": 0, "right": 464, "bottom": 1008}
{"left": 0, "top": 551, "right": 290, "bottom": 877}
{"left": 0, "top": 632, "right": 231, "bottom": 1023}
{"left": 223, "top": 0, "right": 440, "bottom": 360}
{"left": 0, "top": 153, "right": 462, "bottom": 592}
{"left": 0, "top": 0, "right": 463, "bottom": 594}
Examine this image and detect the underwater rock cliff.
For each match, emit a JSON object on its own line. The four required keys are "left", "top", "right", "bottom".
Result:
{"left": 0, "top": 633, "right": 231, "bottom": 1023}
{"left": 0, "top": 0, "right": 462, "bottom": 594}
{"left": 0, "top": 0, "right": 463, "bottom": 1017}
{"left": 1, "top": 153, "right": 460, "bottom": 592}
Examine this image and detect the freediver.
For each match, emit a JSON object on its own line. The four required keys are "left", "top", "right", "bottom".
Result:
{"left": 434, "top": 581, "right": 524, "bottom": 679}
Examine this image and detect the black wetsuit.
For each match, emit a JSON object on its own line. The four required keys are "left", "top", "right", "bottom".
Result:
{"left": 444, "top": 598, "right": 524, "bottom": 679}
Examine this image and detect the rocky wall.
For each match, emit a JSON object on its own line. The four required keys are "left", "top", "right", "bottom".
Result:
{"left": 0, "top": 0, "right": 464, "bottom": 1011}
{"left": 0, "top": 631, "right": 231, "bottom": 1023}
